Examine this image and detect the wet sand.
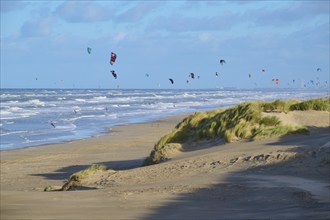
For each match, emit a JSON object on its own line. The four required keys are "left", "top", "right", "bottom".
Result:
{"left": 1, "top": 111, "right": 329, "bottom": 219}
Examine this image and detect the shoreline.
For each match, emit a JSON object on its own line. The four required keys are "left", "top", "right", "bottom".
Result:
{"left": 0, "top": 113, "right": 190, "bottom": 153}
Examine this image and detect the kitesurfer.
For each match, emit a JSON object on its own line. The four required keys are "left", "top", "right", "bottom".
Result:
{"left": 49, "top": 121, "right": 56, "bottom": 128}
{"left": 111, "top": 70, "right": 117, "bottom": 79}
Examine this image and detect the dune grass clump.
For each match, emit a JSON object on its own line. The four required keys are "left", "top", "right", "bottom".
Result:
{"left": 143, "top": 100, "right": 310, "bottom": 165}
{"left": 322, "top": 156, "right": 330, "bottom": 164}
{"left": 261, "top": 99, "right": 300, "bottom": 113}
{"left": 290, "top": 98, "right": 330, "bottom": 111}
{"left": 253, "top": 125, "right": 309, "bottom": 140}
{"left": 143, "top": 143, "right": 182, "bottom": 165}
{"left": 60, "top": 164, "right": 106, "bottom": 191}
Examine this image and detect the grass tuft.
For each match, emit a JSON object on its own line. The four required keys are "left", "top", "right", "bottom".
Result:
{"left": 60, "top": 164, "right": 106, "bottom": 191}
{"left": 290, "top": 98, "right": 330, "bottom": 111}
{"left": 322, "top": 155, "right": 330, "bottom": 164}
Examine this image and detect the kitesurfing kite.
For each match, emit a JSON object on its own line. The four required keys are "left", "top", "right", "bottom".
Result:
{"left": 262, "top": 69, "right": 266, "bottom": 73}
{"left": 145, "top": 74, "right": 150, "bottom": 77}
{"left": 248, "top": 74, "right": 251, "bottom": 78}
{"left": 189, "top": 73, "right": 195, "bottom": 79}
{"left": 169, "top": 78, "right": 174, "bottom": 84}
{"left": 87, "top": 47, "right": 92, "bottom": 54}
{"left": 317, "top": 68, "right": 322, "bottom": 72}
{"left": 220, "top": 59, "right": 226, "bottom": 65}
{"left": 111, "top": 70, "right": 117, "bottom": 79}
{"left": 110, "top": 52, "right": 117, "bottom": 65}
{"left": 215, "top": 72, "right": 219, "bottom": 77}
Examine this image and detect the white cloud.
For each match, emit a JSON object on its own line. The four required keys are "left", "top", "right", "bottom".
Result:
{"left": 198, "top": 32, "right": 213, "bottom": 43}
{"left": 20, "top": 16, "right": 57, "bottom": 38}
{"left": 115, "top": 1, "right": 165, "bottom": 23}
{"left": 55, "top": 1, "right": 112, "bottom": 23}
{"left": 113, "top": 32, "right": 128, "bottom": 43}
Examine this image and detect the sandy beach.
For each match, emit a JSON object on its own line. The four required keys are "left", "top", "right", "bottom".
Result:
{"left": 1, "top": 111, "right": 329, "bottom": 219}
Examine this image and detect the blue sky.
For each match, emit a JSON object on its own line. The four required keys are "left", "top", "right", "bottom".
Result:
{"left": 1, "top": 0, "right": 329, "bottom": 89}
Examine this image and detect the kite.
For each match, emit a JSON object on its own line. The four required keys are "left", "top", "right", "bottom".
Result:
{"left": 215, "top": 72, "right": 219, "bottom": 77}
{"left": 317, "top": 68, "right": 322, "bottom": 72}
{"left": 272, "top": 79, "right": 279, "bottom": 85}
{"left": 169, "top": 78, "right": 174, "bottom": 84}
{"left": 262, "top": 69, "right": 266, "bottom": 73}
{"left": 248, "top": 74, "right": 251, "bottom": 78}
{"left": 220, "top": 59, "right": 226, "bottom": 65}
{"left": 189, "top": 73, "right": 195, "bottom": 79}
{"left": 110, "top": 52, "right": 117, "bottom": 65}
{"left": 145, "top": 74, "right": 150, "bottom": 77}
{"left": 111, "top": 70, "right": 117, "bottom": 79}
{"left": 87, "top": 47, "right": 92, "bottom": 54}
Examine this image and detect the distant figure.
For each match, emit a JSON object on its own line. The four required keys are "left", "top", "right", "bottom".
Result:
{"left": 73, "top": 109, "right": 78, "bottom": 114}
{"left": 49, "top": 121, "right": 56, "bottom": 128}
{"left": 111, "top": 70, "right": 117, "bottom": 79}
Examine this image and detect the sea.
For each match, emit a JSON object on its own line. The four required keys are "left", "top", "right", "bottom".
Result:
{"left": 0, "top": 88, "right": 328, "bottom": 150}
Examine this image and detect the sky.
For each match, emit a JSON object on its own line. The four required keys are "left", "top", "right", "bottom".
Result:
{"left": 1, "top": 0, "right": 329, "bottom": 89}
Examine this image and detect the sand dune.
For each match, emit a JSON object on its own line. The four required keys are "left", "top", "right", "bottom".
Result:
{"left": 1, "top": 111, "right": 329, "bottom": 219}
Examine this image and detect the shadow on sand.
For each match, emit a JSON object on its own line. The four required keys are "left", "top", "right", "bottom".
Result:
{"left": 142, "top": 127, "right": 330, "bottom": 219}
{"left": 31, "top": 158, "right": 144, "bottom": 181}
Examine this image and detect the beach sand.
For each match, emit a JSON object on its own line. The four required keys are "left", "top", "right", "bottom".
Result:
{"left": 1, "top": 111, "right": 329, "bottom": 219}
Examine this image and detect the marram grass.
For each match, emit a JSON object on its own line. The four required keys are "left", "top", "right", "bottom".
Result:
{"left": 143, "top": 98, "right": 327, "bottom": 166}
{"left": 60, "top": 164, "right": 106, "bottom": 191}
{"left": 68, "top": 164, "right": 106, "bottom": 182}
{"left": 290, "top": 98, "right": 330, "bottom": 111}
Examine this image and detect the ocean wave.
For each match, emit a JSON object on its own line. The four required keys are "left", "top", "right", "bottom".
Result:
{"left": 75, "top": 98, "right": 87, "bottom": 102}
{"left": 0, "top": 130, "right": 28, "bottom": 136}
{"left": 0, "top": 94, "right": 20, "bottom": 99}
{"left": 27, "top": 99, "right": 45, "bottom": 106}
{"left": 93, "top": 96, "right": 107, "bottom": 100}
